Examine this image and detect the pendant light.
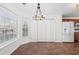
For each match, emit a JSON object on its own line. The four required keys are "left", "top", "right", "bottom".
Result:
{"left": 33, "top": 3, "right": 45, "bottom": 20}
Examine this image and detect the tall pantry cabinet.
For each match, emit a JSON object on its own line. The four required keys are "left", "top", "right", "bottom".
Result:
{"left": 28, "top": 15, "right": 63, "bottom": 42}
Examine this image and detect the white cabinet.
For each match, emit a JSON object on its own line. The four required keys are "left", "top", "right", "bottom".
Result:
{"left": 50, "top": 20, "right": 56, "bottom": 42}
{"left": 28, "top": 19, "right": 56, "bottom": 42}
{"left": 55, "top": 19, "right": 63, "bottom": 42}
{"left": 28, "top": 20, "right": 38, "bottom": 41}
{"left": 63, "top": 22, "right": 74, "bottom": 42}
{"left": 37, "top": 20, "right": 56, "bottom": 42}
{"left": 37, "top": 20, "right": 50, "bottom": 41}
{"left": 28, "top": 15, "right": 63, "bottom": 42}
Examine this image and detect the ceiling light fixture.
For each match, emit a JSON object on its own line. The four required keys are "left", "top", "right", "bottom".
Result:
{"left": 33, "top": 3, "right": 45, "bottom": 20}
{"left": 22, "top": 3, "right": 26, "bottom": 5}
{"left": 72, "top": 3, "right": 79, "bottom": 10}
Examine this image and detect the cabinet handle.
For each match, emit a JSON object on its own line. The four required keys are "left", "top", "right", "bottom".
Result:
{"left": 64, "top": 28, "right": 67, "bottom": 32}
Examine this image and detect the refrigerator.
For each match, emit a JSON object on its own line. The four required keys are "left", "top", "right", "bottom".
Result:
{"left": 63, "top": 22, "right": 74, "bottom": 42}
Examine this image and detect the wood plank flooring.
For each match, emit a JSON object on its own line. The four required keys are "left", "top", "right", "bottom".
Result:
{"left": 11, "top": 42, "right": 79, "bottom": 55}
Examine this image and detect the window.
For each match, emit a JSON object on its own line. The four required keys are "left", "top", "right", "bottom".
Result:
{"left": 0, "top": 6, "right": 17, "bottom": 44}
{"left": 22, "top": 24, "right": 28, "bottom": 36}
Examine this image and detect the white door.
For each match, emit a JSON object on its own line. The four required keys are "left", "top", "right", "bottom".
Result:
{"left": 63, "top": 22, "right": 74, "bottom": 42}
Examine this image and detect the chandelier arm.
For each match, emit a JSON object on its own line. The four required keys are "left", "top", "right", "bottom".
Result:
{"left": 39, "top": 9, "right": 43, "bottom": 15}
{"left": 36, "top": 8, "right": 38, "bottom": 16}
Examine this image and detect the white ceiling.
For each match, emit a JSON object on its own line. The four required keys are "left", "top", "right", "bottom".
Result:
{"left": 0, "top": 3, "right": 79, "bottom": 17}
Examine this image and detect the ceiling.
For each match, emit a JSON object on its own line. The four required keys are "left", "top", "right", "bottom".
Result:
{"left": 0, "top": 3, "right": 79, "bottom": 17}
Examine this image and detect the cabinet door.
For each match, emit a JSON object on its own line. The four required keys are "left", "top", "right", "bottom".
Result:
{"left": 50, "top": 20, "right": 56, "bottom": 42}
{"left": 37, "top": 20, "right": 51, "bottom": 41}
{"left": 74, "top": 32, "right": 79, "bottom": 42}
{"left": 28, "top": 20, "right": 37, "bottom": 42}
{"left": 44, "top": 20, "right": 51, "bottom": 41}
{"left": 63, "top": 22, "right": 74, "bottom": 42}
{"left": 55, "top": 19, "right": 63, "bottom": 42}
{"left": 74, "top": 32, "right": 77, "bottom": 42}
{"left": 37, "top": 20, "right": 56, "bottom": 42}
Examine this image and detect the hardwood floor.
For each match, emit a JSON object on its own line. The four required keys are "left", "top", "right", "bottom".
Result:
{"left": 11, "top": 42, "right": 79, "bottom": 55}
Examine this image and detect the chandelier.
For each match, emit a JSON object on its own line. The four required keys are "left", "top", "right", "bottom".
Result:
{"left": 72, "top": 4, "right": 79, "bottom": 10}
{"left": 33, "top": 3, "right": 45, "bottom": 20}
